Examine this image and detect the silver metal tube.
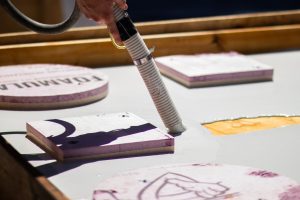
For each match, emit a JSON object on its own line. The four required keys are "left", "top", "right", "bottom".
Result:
{"left": 0, "top": 0, "right": 80, "bottom": 34}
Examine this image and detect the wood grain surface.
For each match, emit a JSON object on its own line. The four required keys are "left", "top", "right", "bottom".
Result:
{"left": 0, "top": 24, "right": 299, "bottom": 67}
{"left": 1, "top": 9, "right": 300, "bottom": 45}
{"left": 0, "top": 136, "right": 68, "bottom": 200}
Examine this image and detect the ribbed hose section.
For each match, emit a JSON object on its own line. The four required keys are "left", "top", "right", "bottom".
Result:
{"left": 113, "top": 6, "right": 185, "bottom": 134}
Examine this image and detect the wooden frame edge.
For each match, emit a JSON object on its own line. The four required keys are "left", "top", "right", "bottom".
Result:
{"left": 0, "top": 24, "right": 299, "bottom": 67}
{"left": 0, "top": 136, "right": 69, "bottom": 200}
{"left": 1, "top": 9, "right": 300, "bottom": 45}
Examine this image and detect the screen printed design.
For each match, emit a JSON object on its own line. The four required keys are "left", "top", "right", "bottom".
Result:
{"left": 0, "top": 64, "right": 108, "bottom": 109}
{"left": 26, "top": 112, "right": 174, "bottom": 161}
{"left": 93, "top": 163, "right": 299, "bottom": 200}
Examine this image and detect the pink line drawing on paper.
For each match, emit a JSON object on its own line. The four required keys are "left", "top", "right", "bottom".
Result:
{"left": 93, "top": 190, "right": 120, "bottom": 200}
{"left": 93, "top": 165, "right": 298, "bottom": 200}
{"left": 191, "top": 163, "right": 220, "bottom": 167}
{"left": 279, "top": 185, "right": 300, "bottom": 200}
{"left": 137, "top": 172, "right": 238, "bottom": 200}
{"left": 93, "top": 172, "right": 239, "bottom": 200}
{"left": 248, "top": 170, "right": 278, "bottom": 178}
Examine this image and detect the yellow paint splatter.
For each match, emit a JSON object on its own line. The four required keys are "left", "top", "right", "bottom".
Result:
{"left": 203, "top": 116, "right": 300, "bottom": 136}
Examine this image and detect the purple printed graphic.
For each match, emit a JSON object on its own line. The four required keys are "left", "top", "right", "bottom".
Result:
{"left": 93, "top": 190, "right": 119, "bottom": 200}
{"left": 192, "top": 163, "right": 220, "bottom": 167}
{"left": 94, "top": 172, "right": 238, "bottom": 200}
{"left": 27, "top": 112, "right": 174, "bottom": 161}
{"left": 0, "top": 64, "right": 109, "bottom": 109}
{"left": 46, "top": 119, "right": 157, "bottom": 149}
{"left": 93, "top": 164, "right": 298, "bottom": 200}
{"left": 248, "top": 170, "right": 279, "bottom": 178}
{"left": 137, "top": 172, "right": 237, "bottom": 200}
{"left": 279, "top": 185, "right": 300, "bottom": 200}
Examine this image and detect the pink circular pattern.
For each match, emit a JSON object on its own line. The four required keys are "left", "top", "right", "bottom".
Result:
{"left": 0, "top": 64, "right": 108, "bottom": 109}
{"left": 93, "top": 163, "right": 299, "bottom": 200}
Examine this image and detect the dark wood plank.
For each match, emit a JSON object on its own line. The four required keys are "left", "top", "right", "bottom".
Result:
{"left": 0, "top": 136, "right": 68, "bottom": 200}
{"left": 0, "top": 24, "right": 299, "bottom": 67}
{"left": 1, "top": 10, "right": 300, "bottom": 45}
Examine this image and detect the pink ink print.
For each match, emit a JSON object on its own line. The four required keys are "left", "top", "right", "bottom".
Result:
{"left": 93, "top": 190, "right": 119, "bottom": 200}
{"left": 0, "top": 64, "right": 109, "bottom": 109}
{"left": 192, "top": 163, "right": 220, "bottom": 167}
{"left": 249, "top": 170, "right": 279, "bottom": 178}
{"left": 93, "top": 164, "right": 298, "bottom": 199}
{"left": 279, "top": 185, "right": 300, "bottom": 200}
{"left": 137, "top": 172, "right": 237, "bottom": 200}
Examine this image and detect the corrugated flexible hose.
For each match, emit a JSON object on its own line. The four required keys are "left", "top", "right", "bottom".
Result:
{"left": 113, "top": 5, "right": 185, "bottom": 134}
{"left": 1, "top": 0, "right": 186, "bottom": 134}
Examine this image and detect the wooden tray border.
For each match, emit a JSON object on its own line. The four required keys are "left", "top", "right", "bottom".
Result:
{"left": 0, "top": 136, "right": 68, "bottom": 200}
{"left": 0, "top": 10, "right": 300, "bottom": 67}
{"left": 1, "top": 9, "right": 300, "bottom": 45}
{"left": 0, "top": 24, "right": 300, "bottom": 67}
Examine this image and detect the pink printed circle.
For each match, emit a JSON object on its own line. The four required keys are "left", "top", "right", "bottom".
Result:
{"left": 93, "top": 163, "right": 299, "bottom": 200}
{"left": 0, "top": 64, "right": 108, "bottom": 109}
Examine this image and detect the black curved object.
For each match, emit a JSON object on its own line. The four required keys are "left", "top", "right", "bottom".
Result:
{"left": 0, "top": 0, "right": 80, "bottom": 34}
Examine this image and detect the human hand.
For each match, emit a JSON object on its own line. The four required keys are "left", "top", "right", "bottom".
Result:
{"left": 76, "top": 0, "right": 128, "bottom": 44}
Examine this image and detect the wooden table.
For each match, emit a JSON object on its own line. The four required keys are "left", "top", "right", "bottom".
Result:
{"left": 0, "top": 10, "right": 300, "bottom": 200}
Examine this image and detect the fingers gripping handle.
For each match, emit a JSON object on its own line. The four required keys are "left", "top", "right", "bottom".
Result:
{"left": 112, "top": 5, "right": 186, "bottom": 134}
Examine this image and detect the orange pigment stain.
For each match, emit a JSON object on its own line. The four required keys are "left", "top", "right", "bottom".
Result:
{"left": 203, "top": 116, "right": 300, "bottom": 136}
